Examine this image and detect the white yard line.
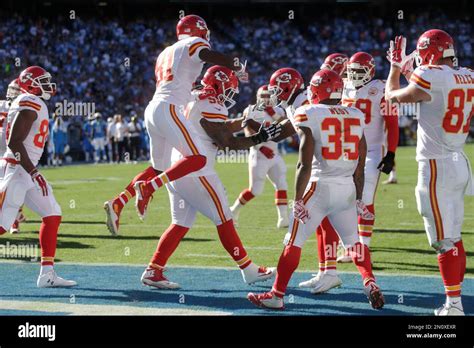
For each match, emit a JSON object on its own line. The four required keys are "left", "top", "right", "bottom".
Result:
{"left": 0, "top": 300, "right": 231, "bottom": 316}
{"left": 185, "top": 253, "right": 230, "bottom": 259}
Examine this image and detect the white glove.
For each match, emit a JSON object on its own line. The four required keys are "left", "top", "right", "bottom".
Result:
{"left": 235, "top": 60, "right": 249, "bottom": 83}
{"left": 386, "top": 35, "right": 411, "bottom": 69}
{"left": 293, "top": 199, "right": 310, "bottom": 224}
{"left": 356, "top": 199, "right": 374, "bottom": 220}
{"left": 401, "top": 51, "right": 416, "bottom": 77}
{"left": 30, "top": 168, "right": 49, "bottom": 196}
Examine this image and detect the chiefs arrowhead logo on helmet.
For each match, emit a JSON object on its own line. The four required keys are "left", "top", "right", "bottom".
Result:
{"left": 20, "top": 72, "right": 33, "bottom": 84}
{"left": 214, "top": 70, "right": 230, "bottom": 82}
{"left": 312, "top": 76, "right": 323, "bottom": 87}
{"left": 417, "top": 37, "right": 430, "bottom": 50}
{"left": 276, "top": 73, "right": 292, "bottom": 84}
{"left": 195, "top": 19, "right": 207, "bottom": 31}
{"left": 331, "top": 56, "right": 348, "bottom": 65}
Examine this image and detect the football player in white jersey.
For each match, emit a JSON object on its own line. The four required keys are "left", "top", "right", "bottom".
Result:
{"left": 271, "top": 60, "right": 373, "bottom": 294}
{"left": 300, "top": 53, "right": 352, "bottom": 292}
{"left": 140, "top": 66, "right": 279, "bottom": 289}
{"left": 302, "top": 53, "right": 398, "bottom": 291}
{"left": 103, "top": 15, "right": 250, "bottom": 235}
{"left": 247, "top": 70, "right": 384, "bottom": 310}
{"left": 386, "top": 30, "right": 473, "bottom": 316}
{"left": 0, "top": 66, "right": 76, "bottom": 288}
{"left": 341, "top": 52, "right": 399, "bottom": 248}
{"left": 0, "top": 78, "right": 26, "bottom": 234}
{"left": 230, "top": 85, "right": 289, "bottom": 228}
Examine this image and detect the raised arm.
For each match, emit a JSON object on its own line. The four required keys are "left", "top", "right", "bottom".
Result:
{"left": 199, "top": 49, "right": 239, "bottom": 71}
{"left": 199, "top": 49, "right": 248, "bottom": 81}
{"left": 385, "top": 36, "right": 431, "bottom": 103}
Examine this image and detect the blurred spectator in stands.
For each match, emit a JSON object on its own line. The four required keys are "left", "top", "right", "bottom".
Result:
{"left": 82, "top": 116, "right": 94, "bottom": 162}
{"left": 51, "top": 114, "right": 68, "bottom": 166}
{"left": 127, "top": 114, "right": 142, "bottom": 162}
{"left": 91, "top": 112, "right": 107, "bottom": 163}
{"left": 114, "top": 114, "right": 129, "bottom": 163}
{"left": 107, "top": 116, "right": 117, "bottom": 163}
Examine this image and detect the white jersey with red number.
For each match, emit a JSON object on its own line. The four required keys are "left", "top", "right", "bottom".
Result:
{"left": 0, "top": 100, "right": 10, "bottom": 155}
{"left": 243, "top": 104, "right": 286, "bottom": 152}
{"left": 4, "top": 94, "right": 49, "bottom": 167}
{"left": 152, "top": 36, "right": 210, "bottom": 106}
{"left": 409, "top": 65, "right": 474, "bottom": 160}
{"left": 293, "top": 104, "right": 365, "bottom": 183}
{"left": 342, "top": 79, "right": 385, "bottom": 150}
{"left": 171, "top": 96, "right": 228, "bottom": 177}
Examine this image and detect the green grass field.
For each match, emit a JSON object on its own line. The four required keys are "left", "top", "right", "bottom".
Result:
{"left": 3, "top": 145, "right": 473, "bottom": 277}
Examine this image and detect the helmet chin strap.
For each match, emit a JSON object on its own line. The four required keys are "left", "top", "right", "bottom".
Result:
{"left": 286, "top": 84, "right": 298, "bottom": 105}
{"left": 269, "top": 86, "right": 283, "bottom": 108}
{"left": 428, "top": 54, "right": 435, "bottom": 65}
{"left": 415, "top": 52, "right": 422, "bottom": 67}
{"left": 255, "top": 100, "right": 266, "bottom": 110}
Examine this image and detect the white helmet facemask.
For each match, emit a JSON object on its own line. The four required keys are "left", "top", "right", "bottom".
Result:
{"left": 26, "top": 72, "right": 56, "bottom": 100}
{"left": 347, "top": 64, "right": 372, "bottom": 88}
{"left": 218, "top": 84, "right": 238, "bottom": 109}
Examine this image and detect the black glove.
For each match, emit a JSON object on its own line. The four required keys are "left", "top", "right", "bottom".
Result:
{"left": 377, "top": 151, "right": 395, "bottom": 174}
{"left": 265, "top": 121, "right": 282, "bottom": 140}
{"left": 250, "top": 124, "right": 270, "bottom": 144}
{"left": 250, "top": 122, "right": 282, "bottom": 145}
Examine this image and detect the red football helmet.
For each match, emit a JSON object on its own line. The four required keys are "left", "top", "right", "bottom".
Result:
{"left": 321, "top": 53, "right": 349, "bottom": 77}
{"left": 268, "top": 68, "right": 304, "bottom": 106}
{"left": 201, "top": 65, "right": 239, "bottom": 109}
{"left": 256, "top": 84, "right": 275, "bottom": 107}
{"left": 347, "top": 52, "right": 375, "bottom": 88}
{"left": 176, "top": 15, "right": 210, "bottom": 42}
{"left": 307, "top": 69, "right": 344, "bottom": 104}
{"left": 6, "top": 78, "right": 21, "bottom": 101}
{"left": 415, "top": 29, "right": 455, "bottom": 66}
{"left": 18, "top": 66, "right": 56, "bottom": 100}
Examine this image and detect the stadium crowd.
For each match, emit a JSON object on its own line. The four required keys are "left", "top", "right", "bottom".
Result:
{"left": 0, "top": 9, "right": 472, "bottom": 163}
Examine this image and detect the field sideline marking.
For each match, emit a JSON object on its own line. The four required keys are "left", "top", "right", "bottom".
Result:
{"left": 0, "top": 300, "right": 231, "bottom": 316}
{"left": 1, "top": 259, "right": 472, "bottom": 280}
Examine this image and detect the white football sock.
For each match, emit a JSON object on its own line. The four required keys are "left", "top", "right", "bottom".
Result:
{"left": 446, "top": 296, "right": 463, "bottom": 309}
{"left": 324, "top": 269, "right": 338, "bottom": 276}
{"left": 388, "top": 170, "right": 397, "bottom": 181}
{"left": 40, "top": 265, "right": 54, "bottom": 275}
{"left": 276, "top": 205, "right": 288, "bottom": 219}
{"left": 231, "top": 199, "right": 243, "bottom": 213}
